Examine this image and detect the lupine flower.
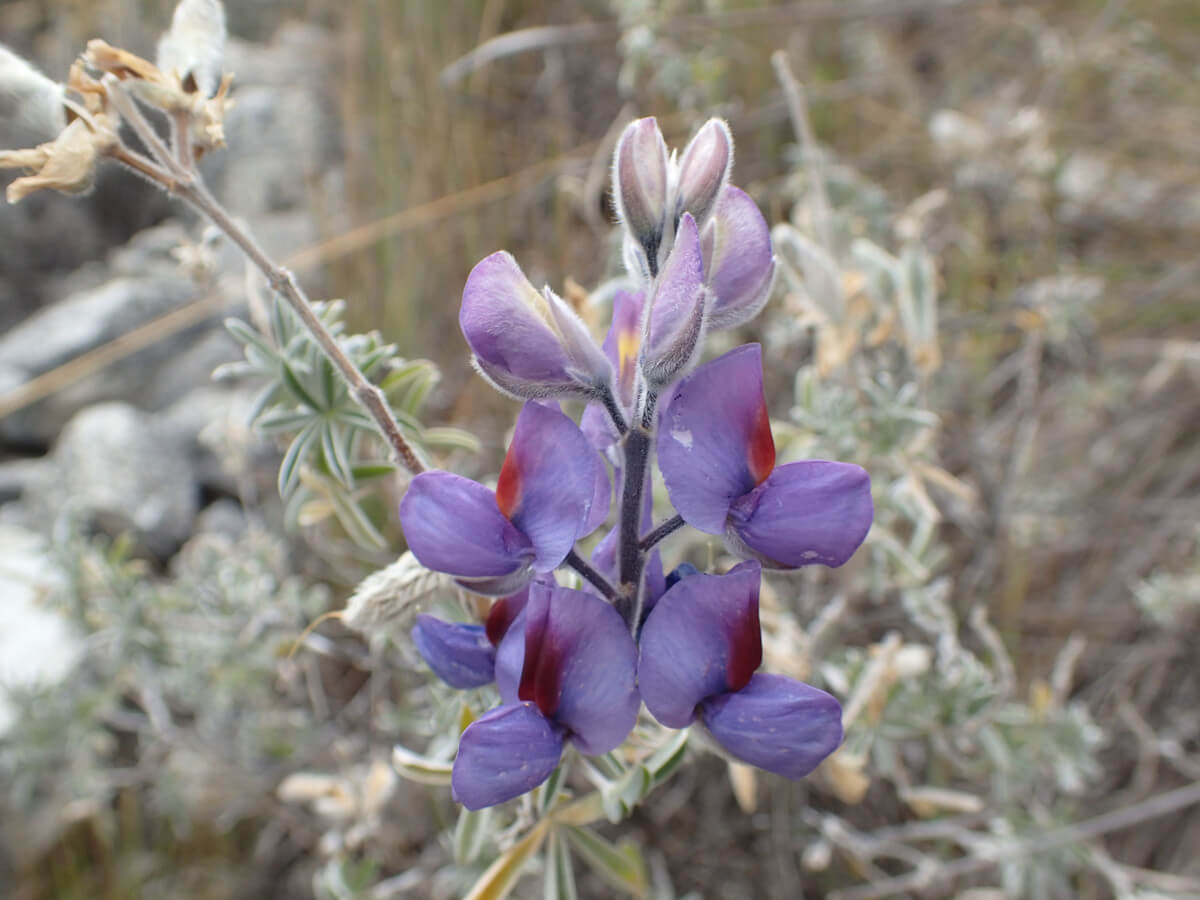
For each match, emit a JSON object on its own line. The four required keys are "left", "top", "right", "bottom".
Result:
{"left": 641, "top": 212, "right": 709, "bottom": 390}
{"left": 580, "top": 288, "right": 645, "bottom": 456}
{"left": 637, "top": 561, "right": 843, "bottom": 778}
{"left": 657, "top": 343, "right": 872, "bottom": 568}
{"left": 459, "top": 251, "right": 614, "bottom": 400}
{"left": 675, "top": 118, "right": 733, "bottom": 228}
{"left": 399, "top": 401, "right": 607, "bottom": 595}
{"left": 702, "top": 185, "right": 777, "bottom": 330}
{"left": 451, "top": 581, "right": 639, "bottom": 809}
{"left": 613, "top": 117, "right": 670, "bottom": 268}
{"left": 409, "top": 583, "right": 533, "bottom": 689}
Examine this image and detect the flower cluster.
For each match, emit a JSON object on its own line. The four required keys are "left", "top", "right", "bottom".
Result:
{"left": 398, "top": 117, "right": 873, "bottom": 810}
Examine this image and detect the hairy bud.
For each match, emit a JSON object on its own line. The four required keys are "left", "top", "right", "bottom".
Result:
{"left": 613, "top": 117, "right": 669, "bottom": 272}
{"left": 676, "top": 118, "right": 733, "bottom": 227}
{"left": 0, "top": 45, "right": 65, "bottom": 140}
{"left": 156, "top": 0, "right": 227, "bottom": 97}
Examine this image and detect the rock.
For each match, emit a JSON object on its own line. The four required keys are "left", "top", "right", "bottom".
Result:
{"left": 19, "top": 402, "right": 200, "bottom": 559}
{"left": 0, "top": 223, "right": 235, "bottom": 447}
{"left": 0, "top": 523, "right": 85, "bottom": 738}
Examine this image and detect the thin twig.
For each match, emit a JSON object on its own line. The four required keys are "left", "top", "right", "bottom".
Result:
{"left": 639, "top": 514, "right": 684, "bottom": 552}
{"left": 828, "top": 779, "right": 1200, "bottom": 900}
{"left": 565, "top": 549, "right": 617, "bottom": 602}
{"left": 771, "top": 51, "right": 833, "bottom": 251}
{"left": 170, "top": 175, "right": 426, "bottom": 475}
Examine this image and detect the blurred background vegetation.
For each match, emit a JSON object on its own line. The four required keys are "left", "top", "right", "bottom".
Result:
{"left": 1, "top": 0, "right": 1198, "bottom": 897}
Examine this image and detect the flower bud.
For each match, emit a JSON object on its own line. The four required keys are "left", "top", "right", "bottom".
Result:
{"left": 460, "top": 251, "right": 613, "bottom": 400}
{"left": 613, "top": 117, "right": 669, "bottom": 269}
{"left": 702, "top": 185, "right": 776, "bottom": 330}
{"left": 641, "top": 213, "right": 708, "bottom": 390}
{"left": 676, "top": 118, "right": 732, "bottom": 227}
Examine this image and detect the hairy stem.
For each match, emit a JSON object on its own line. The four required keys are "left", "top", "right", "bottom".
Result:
{"left": 615, "top": 426, "right": 650, "bottom": 627}
{"left": 639, "top": 514, "right": 684, "bottom": 551}
{"left": 598, "top": 383, "right": 628, "bottom": 436}
{"left": 565, "top": 549, "right": 617, "bottom": 602}
{"left": 176, "top": 176, "right": 426, "bottom": 475}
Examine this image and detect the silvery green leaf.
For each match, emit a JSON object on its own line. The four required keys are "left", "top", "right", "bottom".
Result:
{"left": 421, "top": 426, "right": 483, "bottom": 454}
{"left": 279, "top": 360, "right": 321, "bottom": 411}
{"left": 321, "top": 424, "right": 355, "bottom": 490}
{"left": 537, "top": 764, "right": 568, "bottom": 814}
{"left": 327, "top": 484, "right": 387, "bottom": 550}
{"left": 773, "top": 227, "right": 844, "bottom": 323}
{"left": 645, "top": 730, "right": 689, "bottom": 787}
{"left": 562, "top": 826, "right": 648, "bottom": 898}
{"left": 453, "top": 805, "right": 494, "bottom": 866}
{"left": 544, "top": 829, "right": 579, "bottom": 900}
{"left": 278, "top": 422, "right": 320, "bottom": 497}
{"left": 463, "top": 819, "right": 550, "bottom": 900}
{"left": 224, "top": 317, "right": 278, "bottom": 362}
{"left": 391, "top": 743, "right": 453, "bottom": 785}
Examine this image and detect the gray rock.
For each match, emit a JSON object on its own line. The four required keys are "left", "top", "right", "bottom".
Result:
{"left": 0, "top": 223, "right": 230, "bottom": 446}
{"left": 22, "top": 402, "right": 199, "bottom": 559}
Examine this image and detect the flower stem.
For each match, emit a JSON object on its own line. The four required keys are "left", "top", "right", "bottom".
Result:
{"left": 99, "top": 86, "right": 427, "bottom": 477}
{"left": 178, "top": 177, "right": 427, "bottom": 475}
{"left": 615, "top": 425, "right": 650, "bottom": 627}
{"left": 639, "top": 514, "right": 684, "bottom": 551}
{"left": 598, "top": 384, "right": 628, "bottom": 436}
{"left": 565, "top": 549, "right": 617, "bottom": 602}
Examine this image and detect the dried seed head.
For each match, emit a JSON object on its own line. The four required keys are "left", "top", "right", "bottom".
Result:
{"left": 0, "top": 114, "right": 118, "bottom": 203}
{"left": 156, "top": 0, "right": 227, "bottom": 98}
{"left": 341, "top": 551, "right": 456, "bottom": 633}
{"left": 0, "top": 45, "right": 66, "bottom": 139}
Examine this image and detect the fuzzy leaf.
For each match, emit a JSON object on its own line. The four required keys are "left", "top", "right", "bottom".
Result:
{"left": 562, "top": 826, "right": 648, "bottom": 899}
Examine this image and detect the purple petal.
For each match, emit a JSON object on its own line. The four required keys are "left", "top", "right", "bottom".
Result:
{"left": 657, "top": 344, "right": 775, "bottom": 533}
{"left": 583, "top": 454, "right": 612, "bottom": 537}
{"left": 399, "top": 471, "right": 533, "bottom": 586}
{"left": 494, "top": 609, "right": 525, "bottom": 705}
{"left": 496, "top": 402, "right": 602, "bottom": 572}
{"left": 637, "top": 561, "right": 762, "bottom": 728}
{"left": 412, "top": 616, "right": 496, "bottom": 689}
{"left": 451, "top": 703, "right": 565, "bottom": 809}
{"left": 460, "top": 253, "right": 610, "bottom": 399}
{"left": 676, "top": 118, "right": 733, "bottom": 227}
{"left": 603, "top": 290, "right": 647, "bottom": 411}
{"left": 727, "top": 461, "right": 873, "bottom": 568}
{"left": 460, "top": 252, "right": 573, "bottom": 397}
{"left": 517, "top": 581, "right": 640, "bottom": 756}
{"left": 642, "top": 214, "right": 708, "bottom": 389}
{"left": 701, "top": 673, "right": 843, "bottom": 779}
{"left": 703, "top": 186, "right": 776, "bottom": 330}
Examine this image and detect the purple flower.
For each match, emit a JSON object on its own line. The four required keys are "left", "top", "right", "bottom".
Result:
{"left": 613, "top": 117, "right": 670, "bottom": 263}
{"left": 675, "top": 118, "right": 733, "bottom": 228}
{"left": 657, "top": 344, "right": 872, "bottom": 569}
{"left": 641, "top": 213, "right": 709, "bottom": 390}
{"left": 637, "top": 561, "right": 843, "bottom": 778}
{"left": 459, "top": 251, "right": 613, "bottom": 400}
{"left": 410, "top": 583, "right": 533, "bottom": 689}
{"left": 451, "top": 581, "right": 640, "bottom": 809}
{"left": 411, "top": 617, "right": 495, "bottom": 689}
{"left": 399, "top": 401, "right": 608, "bottom": 595}
{"left": 701, "top": 185, "right": 776, "bottom": 330}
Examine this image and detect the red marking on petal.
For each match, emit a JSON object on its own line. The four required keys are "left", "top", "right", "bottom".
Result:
{"left": 485, "top": 592, "right": 524, "bottom": 646}
{"left": 747, "top": 396, "right": 776, "bottom": 485}
{"left": 725, "top": 594, "right": 762, "bottom": 693}
{"left": 518, "top": 595, "right": 563, "bottom": 717}
{"left": 495, "top": 443, "right": 522, "bottom": 519}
